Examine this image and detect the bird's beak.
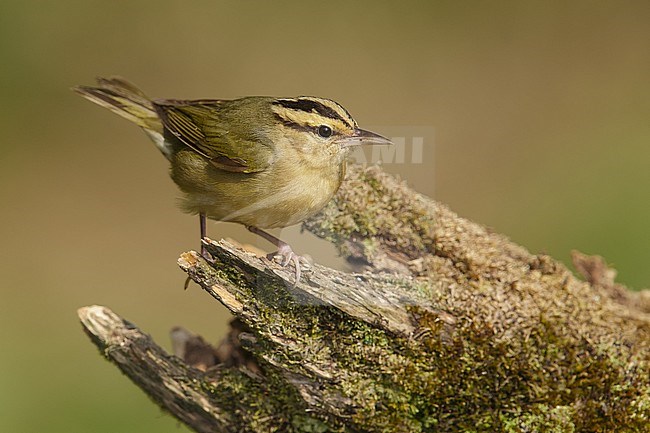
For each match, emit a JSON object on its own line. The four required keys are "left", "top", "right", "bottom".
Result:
{"left": 338, "top": 128, "right": 393, "bottom": 147}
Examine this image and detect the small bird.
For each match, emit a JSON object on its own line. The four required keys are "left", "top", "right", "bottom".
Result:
{"left": 73, "top": 77, "right": 391, "bottom": 282}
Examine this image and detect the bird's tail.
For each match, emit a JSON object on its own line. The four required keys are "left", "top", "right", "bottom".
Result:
{"left": 73, "top": 76, "right": 162, "bottom": 134}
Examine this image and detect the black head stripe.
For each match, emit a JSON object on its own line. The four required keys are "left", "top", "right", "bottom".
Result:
{"left": 273, "top": 98, "right": 354, "bottom": 129}
{"left": 272, "top": 113, "right": 312, "bottom": 133}
{"left": 336, "top": 104, "right": 355, "bottom": 127}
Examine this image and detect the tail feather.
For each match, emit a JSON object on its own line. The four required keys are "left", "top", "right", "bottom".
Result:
{"left": 73, "top": 76, "right": 162, "bottom": 134}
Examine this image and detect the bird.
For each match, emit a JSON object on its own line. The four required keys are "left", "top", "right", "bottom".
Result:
{"left": 73, "top": 77, "right": 392, "bottom": 283}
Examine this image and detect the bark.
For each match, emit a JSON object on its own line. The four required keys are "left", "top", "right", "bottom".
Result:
{"left": 78, "top": 165, "right": 650, "bottom": 433}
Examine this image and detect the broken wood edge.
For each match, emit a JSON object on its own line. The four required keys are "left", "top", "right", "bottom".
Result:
{"left": 77, "top": 305, "right": 232, "bottom": 433}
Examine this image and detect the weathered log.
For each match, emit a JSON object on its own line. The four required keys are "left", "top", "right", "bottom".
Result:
{"left": 78, "top": 165, "right": 650, "bottom": 432}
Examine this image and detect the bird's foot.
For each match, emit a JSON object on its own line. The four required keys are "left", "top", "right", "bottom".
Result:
{"left": 267, "top": 243, "right": 311, "bottom": 285}
{"left": 200, "top": 241, "right": 214, "bottom": 262}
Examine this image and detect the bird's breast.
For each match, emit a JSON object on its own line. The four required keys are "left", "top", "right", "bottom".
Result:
{"left": 172, "top": 148, "right": 345, "bottom": 229}
{"left": 245, "top": 160, "right": 343, "bottom": 228}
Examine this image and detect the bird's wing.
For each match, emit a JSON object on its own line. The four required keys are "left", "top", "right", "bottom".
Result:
{"left": 153, "top": 99, "right": 273, "bottom": 173}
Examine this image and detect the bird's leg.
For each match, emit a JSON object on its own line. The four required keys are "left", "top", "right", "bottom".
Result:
{"left": 246, "top": 225, "right": 309, "bottom": 284}
{"left": 199, "top": 212, "right": 211, "bottom": 260}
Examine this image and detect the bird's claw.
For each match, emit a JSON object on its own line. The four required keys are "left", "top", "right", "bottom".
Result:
{"left": 267, "top": 244, "right": 311, "bottom": 285}
{"left": 200, "top": 243, "right": 214, "bottom": 263}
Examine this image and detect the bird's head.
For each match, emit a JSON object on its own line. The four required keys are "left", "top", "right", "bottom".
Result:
{"left": 268, "top": 96, "right": 392, "bottom": 168}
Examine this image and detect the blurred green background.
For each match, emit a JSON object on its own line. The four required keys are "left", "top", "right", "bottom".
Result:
{"left": 1, "top": 1, "right": 648, "bottom": 432}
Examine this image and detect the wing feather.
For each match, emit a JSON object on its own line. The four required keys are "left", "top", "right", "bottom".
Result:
{"left": 153, "top": 99, "right": 272, "bottom": 173}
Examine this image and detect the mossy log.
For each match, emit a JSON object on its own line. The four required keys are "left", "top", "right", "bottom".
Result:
{"left": 78, "top": 165, "right": 650, "bottom": 432}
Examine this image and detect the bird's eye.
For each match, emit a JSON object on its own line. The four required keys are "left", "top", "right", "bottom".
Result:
{"left": 317, "top": 125, "right": 333, "bottom": 138}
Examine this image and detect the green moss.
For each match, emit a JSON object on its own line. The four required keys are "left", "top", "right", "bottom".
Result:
{"left": 191, "top": 260, "right": 650, "bottom": 432}
{"left": 202, "top": 259, "right": 649, "bottom": 431}
{"left": 291, "top": 415, "right": 330, "bottom": 433}
{"left": 501, "top": 405, "right": 576, "bottom": 433}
